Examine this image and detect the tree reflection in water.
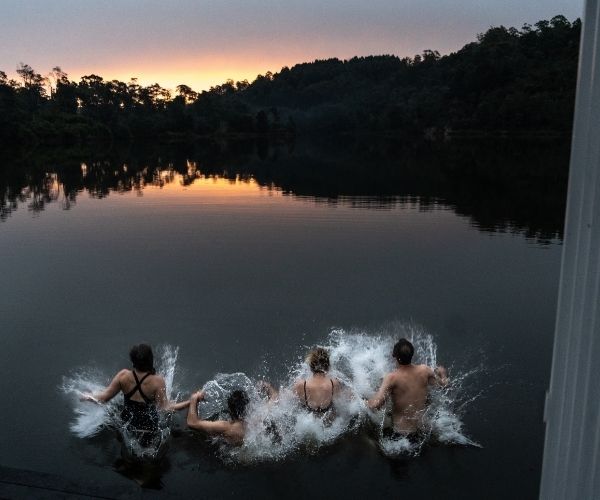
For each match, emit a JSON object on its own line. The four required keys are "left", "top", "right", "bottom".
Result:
{"left": 0, "top": 137, "right": 569, "bottom": 244}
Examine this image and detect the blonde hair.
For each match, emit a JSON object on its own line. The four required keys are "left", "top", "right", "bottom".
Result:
{"left": 306, "top": 347, "right": 330, "bottom": 373}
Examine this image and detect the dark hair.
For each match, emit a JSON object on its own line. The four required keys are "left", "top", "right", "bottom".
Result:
{"left": 228, "top": 390, "right": 249, "bottom": 420}
{"left": 393, "top": 339, "right": 414, "bottom": 365}
{"left": 306, "top": 347, "right": 330, "bottom": 373}
{"left": 129, "top": 343, "right": 155, "bottom": 373}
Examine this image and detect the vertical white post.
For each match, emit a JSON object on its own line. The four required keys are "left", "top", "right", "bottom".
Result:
{"left": 540, "top": 1, "right": 600, "bottom": 499}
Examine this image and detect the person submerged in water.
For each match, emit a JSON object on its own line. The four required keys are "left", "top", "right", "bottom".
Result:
{"left": 81, "top": 343, "right": 189, "bottom": 446}
{"left": 293, "top": 347, "right": 342, "bottom": 419}
{"left": 186, "top": 389, "right": 250, "bottom": 446}
{"left": 367, "top": 338, "right": 448, "bottom": 444}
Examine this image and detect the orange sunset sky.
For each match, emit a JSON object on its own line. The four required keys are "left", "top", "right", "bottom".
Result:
{"left": 1, "top": 0, "right": 583, "bottom": 92}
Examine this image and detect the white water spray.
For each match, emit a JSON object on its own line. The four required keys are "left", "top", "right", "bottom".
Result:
{"left": 62, "top": 326, "right": 480, "bottom": 462}
{"left": 61, "top": 345, "right": 182, "bottom": 458}
{"left": 195, "top": 324, "right": 480, "bottom": 462}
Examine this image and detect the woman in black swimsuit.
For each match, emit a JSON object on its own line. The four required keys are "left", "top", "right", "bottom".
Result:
{"left": 293, "top": 347, "right": 340, "bottom": 419}
{"left": 82, "top": 344, "right": 189, "bottom": 447}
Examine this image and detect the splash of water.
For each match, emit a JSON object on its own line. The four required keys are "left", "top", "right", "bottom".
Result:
{"left": 60, "top": 345, "right": 181, "bottom": 458}
{"left": 194, "top": 324, "right": 480, "bottom": 462}
{"left": 63, "top": 326, "right": 480, "bottom": 462}
{"left": 61, "top": 367, "right": 114, "bottom": 438}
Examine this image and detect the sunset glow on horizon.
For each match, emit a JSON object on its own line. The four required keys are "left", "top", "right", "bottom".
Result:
{"left": 1, "top": 0, "right": 583, "bottom": 92}
{"left": 60, "top": 54, "right": 301, "bottom": 93}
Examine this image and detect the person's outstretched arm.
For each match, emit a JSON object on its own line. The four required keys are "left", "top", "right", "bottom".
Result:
{"left": 186, "top": 391, "right": 229, "bottom": 435}
{"left": 167, "top": 399, "right": 191, "bottom": 411}
{"left": 367, "top": 374, "right": 393, "bottom": 410}
{"left": 155, "top": 379, "right": 190, "bottom": 411}
{"left": 80, "top": 369, "right": 126, "bottom": 403}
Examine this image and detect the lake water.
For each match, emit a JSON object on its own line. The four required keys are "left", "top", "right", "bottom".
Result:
{"left": 0, "top": 138, "right": 568, "bottom": 498}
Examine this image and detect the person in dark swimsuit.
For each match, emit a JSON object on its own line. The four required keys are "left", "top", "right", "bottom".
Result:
{"left": 120, "top": 369, "right": 161, "bottom": 446}
{"left": 302, "top": 378, "right": 334, "bottom": 415}
{"left": 81, "top": 344, "right": 189, "bottom": 447}
{"left": 293, "top": 347, "right": 341, "bottom": 419}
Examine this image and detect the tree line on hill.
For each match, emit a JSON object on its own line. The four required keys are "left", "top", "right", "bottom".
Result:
{"left": 0, "top": 15, "right": 579, "bottom": 146}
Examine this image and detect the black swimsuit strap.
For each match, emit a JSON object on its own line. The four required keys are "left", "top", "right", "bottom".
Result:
{"left": 124, "top": 370, "right": 153, "bottom": 403}
{"left": 303, "top": 380, "right": 308, "bottom": 404}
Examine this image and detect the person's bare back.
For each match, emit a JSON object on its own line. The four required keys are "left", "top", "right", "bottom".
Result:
{"left": 382, "top": 364, "right": 436, "bottom": 433}
{"left": 117, "top": 369, "right": 164, "bottom": 404}
{"left": 367, "top": 339, "right": 447, "bottom": 435}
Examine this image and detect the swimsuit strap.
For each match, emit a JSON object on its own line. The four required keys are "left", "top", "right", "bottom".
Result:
{"left": 303, "top": 380, "right": 308, "bottom": 405}
{"left": 124, "top": 370, "right": 153, "bottom": 403}
{"left": 330, "top": 378, "right": 334, "bottom": 397}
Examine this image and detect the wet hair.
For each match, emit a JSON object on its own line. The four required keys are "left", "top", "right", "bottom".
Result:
{"left": 306, "top": 347, "right": 330, "bottom": 373}
{"left": 393, "top": 339, "right": 414, "bottom": 365}
{"left": 228, "top": 390, "right": 249, "bottom": 420}
{"left": 129, "top": 343, "right": 155, "bottom": 373}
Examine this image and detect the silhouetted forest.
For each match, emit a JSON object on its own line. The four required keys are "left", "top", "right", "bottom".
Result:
{"left": 0, "top": 15, "right": 579, "bottom": 145}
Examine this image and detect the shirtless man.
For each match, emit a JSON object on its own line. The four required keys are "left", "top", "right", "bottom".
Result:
{"left": 186, "top": 389, "right": 249, "bottom": 446}
{"left": 367, "top": 338, "right": 448, "bottom": 441}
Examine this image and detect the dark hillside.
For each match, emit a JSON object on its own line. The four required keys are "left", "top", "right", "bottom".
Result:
{"left": 0, "top": 15, "right": 579, "bottom": 145}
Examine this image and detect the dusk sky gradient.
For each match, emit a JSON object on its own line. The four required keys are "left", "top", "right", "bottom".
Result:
{"left": 1, "top": 0, "right": 583, "bottom": 91}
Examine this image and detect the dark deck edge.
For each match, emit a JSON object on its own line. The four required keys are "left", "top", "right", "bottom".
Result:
{"left": 0, "top": 465, "right": 142, "bottom": 499}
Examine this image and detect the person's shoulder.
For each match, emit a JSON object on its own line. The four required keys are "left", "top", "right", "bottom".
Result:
{"left": 416, "top": 364, "right": 434, "bottom": 376}
{"left": 116, "top": 368, "right": 131, "bottom": 379}
{"left": 150, "top": 373, "right": 166, "bottom": 385}
{"left": 414, "top": 363, "right": 432, "bottom": 371}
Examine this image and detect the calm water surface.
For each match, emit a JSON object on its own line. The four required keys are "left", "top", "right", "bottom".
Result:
{"left": 0, "top": 140, "right": 566, "bottom": 498}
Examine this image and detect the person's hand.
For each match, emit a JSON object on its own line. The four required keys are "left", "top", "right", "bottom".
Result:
{"left": 79, "top": 392, "right": 99, "bottom": 404}
{"left": 435, "top": 366, "right": 449, "bottom": 384}
{"left": 191, "top": 390, "right": 205, "bottom": 401}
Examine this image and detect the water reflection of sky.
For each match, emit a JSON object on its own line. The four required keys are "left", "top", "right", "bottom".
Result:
{"left": 1, "top": 170, "right": 562, "bottom": 250}
{"left": 0, "top": 137, "right": 570, "bottom": 244}
{"left": 1, "top": 172, "right": 478, "bottom": 243}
